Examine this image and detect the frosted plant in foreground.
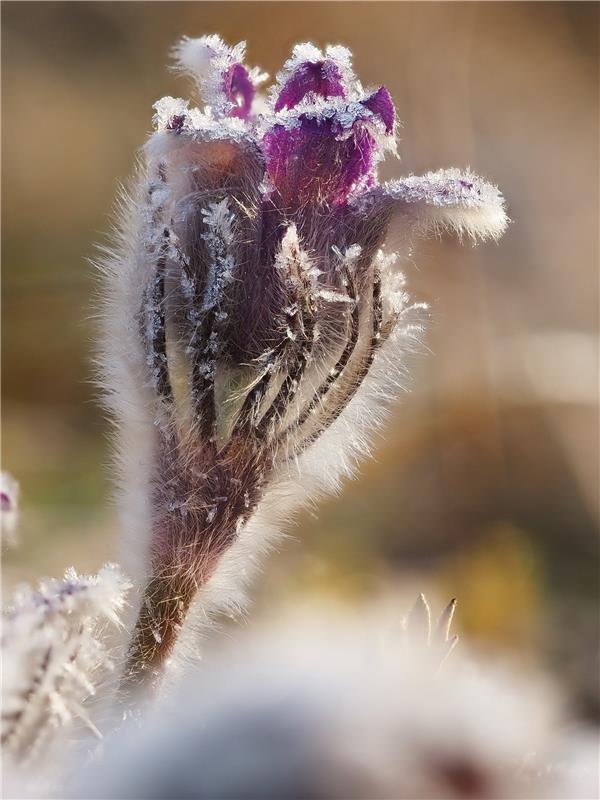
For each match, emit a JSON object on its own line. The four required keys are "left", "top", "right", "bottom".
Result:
{"left": 1, "top": 564, "right": 130, "bottom": 764}
{"left": 99, "top": 35, "right": 507, "bottom": 690}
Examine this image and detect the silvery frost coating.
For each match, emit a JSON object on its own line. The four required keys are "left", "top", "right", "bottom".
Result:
{"left": 100, "top": 35, "right": 507, "bottom": 690}
{"left": 1, "top": 565, "right": 130, "bottom": 764}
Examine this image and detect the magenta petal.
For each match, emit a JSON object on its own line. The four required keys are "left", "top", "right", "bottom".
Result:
{"left": 224, "top": 63, "right": 255, "bottom": 119}
{"left": 263, "top": 116, "right": 376, "bottom": 208}
{"left": 361, "top": 86, "right": 395, "bottom": 134}
{"left": 275, "top": 60, "right": 346, "bottom": 112}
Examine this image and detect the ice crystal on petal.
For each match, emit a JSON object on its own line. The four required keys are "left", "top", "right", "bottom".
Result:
{"left": 366, "top": 168, "right": 509, "bottom": 242}
{"left": 274, "top": 58, "right": 346, "bottom": 111}
{"left": 387, "top": 168, "right": 501, "bottom": 208}
{"left": 200, "top": 198, "right": 236, "bottom": 311}
{"left": 152, "top": 96, "right": 189, "bottom": 130}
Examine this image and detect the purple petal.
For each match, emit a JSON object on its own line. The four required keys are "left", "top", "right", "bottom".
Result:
{"left": 263, "top": 84, "right": 397, "bottom": 208}
{"left": 263, "top": 116, "right": 377, "bottom": 208}
{"left": 274, "top": 60, "right": 346, "bottom": 112}
{"left": 361, "top": 86, "right": 395, "bottom": 134}
{"left": 224, "top": 63, "right": 255, "bottom": 119}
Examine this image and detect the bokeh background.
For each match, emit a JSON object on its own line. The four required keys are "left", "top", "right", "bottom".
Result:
{"left": 2, "top": 2, "right": 598, "bottom": 718}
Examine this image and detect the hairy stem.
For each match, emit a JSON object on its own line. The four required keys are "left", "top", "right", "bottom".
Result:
{"left": 120, "top": 569, "right": 198, "bottom": 692}
{"left": 121, "top": 439, "right": 266, "bottom": 694}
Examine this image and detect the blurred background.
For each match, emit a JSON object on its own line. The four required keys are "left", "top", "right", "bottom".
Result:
{"left": 2, "top": 3, "right": 598, "bottom": 719}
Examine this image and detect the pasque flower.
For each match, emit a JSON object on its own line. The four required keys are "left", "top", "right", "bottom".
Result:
{"left": 100, "top": 35, "right": 507, "bottom": 691}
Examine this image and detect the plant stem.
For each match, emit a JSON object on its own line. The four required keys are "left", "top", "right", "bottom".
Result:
{"left": 120, "top": 569, "right": 198, "bottom": 692}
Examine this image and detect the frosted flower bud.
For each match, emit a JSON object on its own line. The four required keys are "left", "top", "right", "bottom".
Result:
{"left": 72, "top": 601, "right": 598, "bottom": 800}
{"left": 99, "top": 35, "right": 507, "bottom": 692}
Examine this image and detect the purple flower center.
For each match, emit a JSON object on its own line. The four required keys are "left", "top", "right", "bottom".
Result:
{"left": 224, "top": 63, "right": 255, "bottom": 119}
{"left": 275, "top": 60, "right": 346, "bottom": 112}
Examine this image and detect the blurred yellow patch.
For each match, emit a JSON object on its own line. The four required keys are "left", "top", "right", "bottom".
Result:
{"left": 438, "top": 522, "right": 542, "bottom": 649}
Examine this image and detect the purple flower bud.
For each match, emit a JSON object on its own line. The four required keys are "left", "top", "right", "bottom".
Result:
{"left": 109, "top": 35, "right": 507, "bottom": 692}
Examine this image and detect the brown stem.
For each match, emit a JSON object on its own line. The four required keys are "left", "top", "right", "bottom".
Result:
{"left": 120, "top": 568, "right": 199, "bottom": 692}
{"left": 121, "top": 445, "right": 266, "bottom": 695}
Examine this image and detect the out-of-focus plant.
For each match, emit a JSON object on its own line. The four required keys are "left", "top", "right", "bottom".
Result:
{"left": 97, "top": 35, "right": 506, "bottom": 692}
{"left": 70, "top": 600, "right": 599, "bottom": 800}
{"left": 1, "top": 564, "right": 130, "bottom": 765}
{"left": 1, "top": 475, "right": 131, "bottom": 781}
